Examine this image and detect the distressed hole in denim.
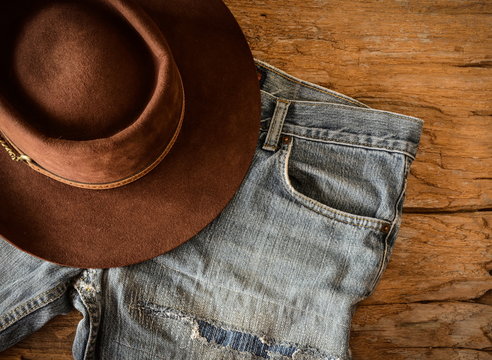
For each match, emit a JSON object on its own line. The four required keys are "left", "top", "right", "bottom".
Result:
{"left": 134, "top": 301, "right": 342, "bottom": 360}
{"left": 196, "top": 319, "right": 297, "bottom": 358}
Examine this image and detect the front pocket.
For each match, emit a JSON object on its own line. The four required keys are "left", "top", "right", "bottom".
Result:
{"left": 278, "top": 135, "right": 409, "bottom": 232}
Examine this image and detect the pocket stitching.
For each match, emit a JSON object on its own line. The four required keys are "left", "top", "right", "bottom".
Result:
{"left": 277, "top": 137, "right": 391, "bottom": 232}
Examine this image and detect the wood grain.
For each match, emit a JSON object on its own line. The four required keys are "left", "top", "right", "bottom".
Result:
{"left": 352, "top": 302, "right": 492, "bottom": 359}
{"left": 351, "top": 212, "right": 492, "bottom": 359}
{"left": 1, "top": 0, "right": 491, "bottom": 359}
{"left": 363, "top": 212, "right": 492, "bottom": 305}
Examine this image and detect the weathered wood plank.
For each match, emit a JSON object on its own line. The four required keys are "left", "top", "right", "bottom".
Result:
{"left": 224, "top": 0, "right": 492, "bottom": 211}
{"left": 351, "top": 211, "right": 492, "bottom": 358}
{"left": 363, "top": 212, "right": 492, "bottom": 305}
{"left": 351, "top": 348, "right": 492, "bottom": 360}
{"left": 351, "top": 302, "right": 492, "bottom": 360}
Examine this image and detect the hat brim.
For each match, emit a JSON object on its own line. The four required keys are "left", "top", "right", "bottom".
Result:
{"left": 0, "top": 0, "right": 261, "bottom": 268}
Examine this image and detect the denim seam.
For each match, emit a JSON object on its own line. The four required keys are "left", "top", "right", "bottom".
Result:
{"left": 0, "top": 281, "right": 67, "bottom": 332}
{"left": 271, "top": 129, "right": 417, "bottom": 160}
{"left": 149, "top": 260, "right": 350, "bottom": 329}
{"left": 278, "top": 138, "right": 390, "bottom": 231}
{"left": 74, "top": 288, "right": 97, "bottom": 360}
{"left": 133, "top": 301, "right": 344, "bottom": 360}
{"left": 367, "top": 155, "right": 412, "bottom": 293}
{"left": 259, "top": 118, "right": 418, "bottom": 159}
{"left": 72, "top": 269, "right": 102, "bottom": 360}
{"left": 259, "top": 90, "right": 423, "bottom": 125}
{"left": 255, "top": 62, "right": 369, "bottom": 109}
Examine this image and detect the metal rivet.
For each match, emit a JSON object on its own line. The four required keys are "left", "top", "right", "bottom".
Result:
{"left": 281, "top": 135, "right": 291, "bottom": 144}
{"left": 382, "top": 224, "right": 391, "bottom": 233}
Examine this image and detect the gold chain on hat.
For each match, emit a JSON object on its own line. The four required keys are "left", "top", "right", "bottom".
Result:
{"left": 0, "top": 134, "right": 31, "bottom": 163}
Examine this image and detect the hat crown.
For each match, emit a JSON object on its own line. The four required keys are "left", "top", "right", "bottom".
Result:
{"left": 1, "top": 0, "right": 186, "bottom": 188}
{"left": 12, "top": 1, "right": 155, "bottom": 140}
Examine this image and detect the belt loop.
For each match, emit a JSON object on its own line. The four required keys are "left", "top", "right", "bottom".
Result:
{"left": 262, "top": 98, "right": 291, "bottom": 151}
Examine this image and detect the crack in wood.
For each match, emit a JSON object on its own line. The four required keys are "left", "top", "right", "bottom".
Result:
{"left": 359, "top": 298, "right": 492, "bottom": 307}
{"left": 403, "top": 208, "right": 492, "bottom": 214}
{"left": 372, "top": 346, "right": 492, "bottom": 352}
{"left": 455, "top": 60, "right": 492, "bottom": 68}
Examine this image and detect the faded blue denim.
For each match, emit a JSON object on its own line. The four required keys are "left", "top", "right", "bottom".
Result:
{"left": 0, "top": 59, "right": 423, "bottom": 359}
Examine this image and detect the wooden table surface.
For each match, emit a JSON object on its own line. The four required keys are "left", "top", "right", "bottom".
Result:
{"left": 1, "top": 1, "right": 491, "bottom": 359}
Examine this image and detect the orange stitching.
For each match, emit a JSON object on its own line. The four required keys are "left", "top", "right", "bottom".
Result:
{"left": 282, "top": 130, "right": 416, "bottom": 160}
{"left": 276, "top": 98, "right": 290, "bottom": 104}
{"left": 260, "top": 128, "right": 416, "bottom": 160}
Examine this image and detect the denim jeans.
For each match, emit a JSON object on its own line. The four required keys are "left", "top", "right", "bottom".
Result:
{"left": 0, "top": 59, "right": 423, "bottom": 359}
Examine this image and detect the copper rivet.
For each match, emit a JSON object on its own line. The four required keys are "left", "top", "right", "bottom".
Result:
{"left": 382, "top": 224, "right": 390, "bottom": 233}
{"left": 282, "top": 135, "right": 291, "bottom": 144}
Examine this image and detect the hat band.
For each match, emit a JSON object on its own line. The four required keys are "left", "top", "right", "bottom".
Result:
{"left": 0, "top": 97, "right": 185, "bottom": 190}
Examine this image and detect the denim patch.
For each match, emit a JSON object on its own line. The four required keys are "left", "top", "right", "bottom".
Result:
{"left": 197, "top": 319, "right": 297, "bottom": 358}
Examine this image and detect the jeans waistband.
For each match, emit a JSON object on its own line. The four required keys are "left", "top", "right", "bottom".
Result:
{"left": 255, "top": 59, "right": 424, "bottom": 159}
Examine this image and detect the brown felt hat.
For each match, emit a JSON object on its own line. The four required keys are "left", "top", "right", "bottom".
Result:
{"left": 0, "top": 0, "right": 261, "bottom": 268}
